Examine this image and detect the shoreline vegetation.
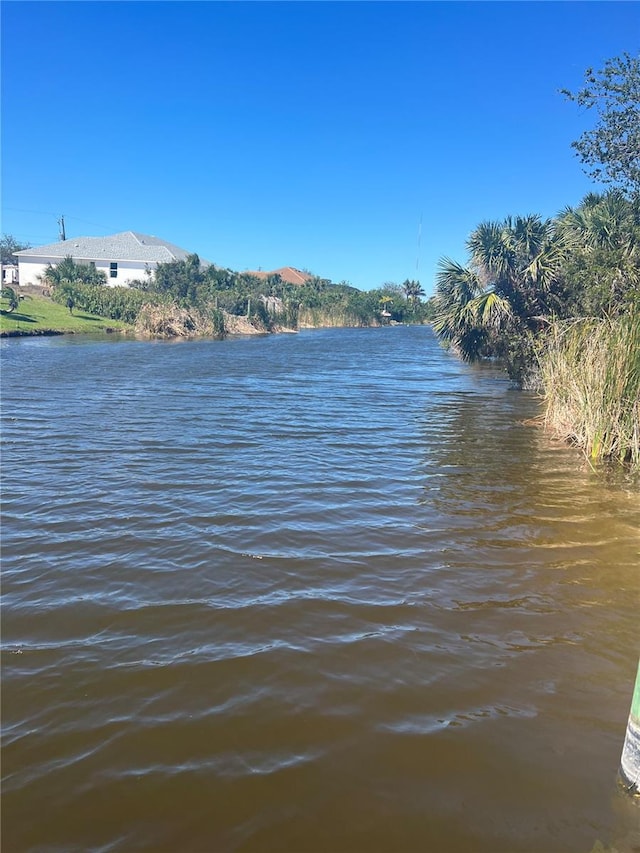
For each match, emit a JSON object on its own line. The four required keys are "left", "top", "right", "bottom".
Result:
{"left": 0, "top": 269, "right": 431, "bottom": 340}
{"left": 540, "top": 314, "right": 639, "bottom": 471}
{"left": 429, "top": 196, "right": 640, "bottom": 474}
{"left": 429, "top": 53, "right": 640, "bottom": 474}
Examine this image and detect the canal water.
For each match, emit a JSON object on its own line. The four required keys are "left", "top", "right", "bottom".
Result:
{"left": 1, "top": 325, "right": 638, "bottom": 852}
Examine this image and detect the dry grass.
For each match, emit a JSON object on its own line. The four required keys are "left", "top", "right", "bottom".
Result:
{"left": 134, "top": 303, "right": 225, "bottom": 338}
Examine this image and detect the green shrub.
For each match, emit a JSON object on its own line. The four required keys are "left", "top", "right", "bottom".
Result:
{"left": 52, "top": 281, "right": 147, "bottom": 324}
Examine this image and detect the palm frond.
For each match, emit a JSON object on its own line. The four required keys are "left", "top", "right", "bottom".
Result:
{"left": 469, "top": 291, "right": 513, "bottom": 329}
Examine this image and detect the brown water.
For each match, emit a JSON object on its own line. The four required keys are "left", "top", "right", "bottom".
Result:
{"left": 1, "top": 326, "right": 638, "bottom": 853}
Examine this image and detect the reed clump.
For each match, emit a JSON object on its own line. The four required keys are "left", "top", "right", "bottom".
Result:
{"left": 539, "top": 310, "right": 640, "bottom": 470}
{"left": 298, "top": 307, "right": 380, "bottom": 328}
{"left": 135, "top": 302, "right": 225, "bottom": 338}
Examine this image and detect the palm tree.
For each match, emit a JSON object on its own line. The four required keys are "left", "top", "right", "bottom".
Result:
{"left": 432, "top": 215, "right": 567, "bottom": 381}
{"left": 1, "top": 286, "right": 20, "bottom": 313}
{"left": 431, "top": 259, "right": 492, "bottom": 361}
{"left": 557, "top": 190, "right": 640, "bottom": 314}
{"left": 402, "top": 279, "right": 426, "bottom": 308}
{"left": 467, "top": 214, "right": 565, "bottom": 319}
{"left": 558, "top": 190, "right": 638, "bottom": 254}
{"left": 41, "top": 256, "right": 107, "bottom": 287}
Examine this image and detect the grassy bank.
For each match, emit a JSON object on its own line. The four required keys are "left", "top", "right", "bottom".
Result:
{"left": 0, "top": 294, "right": 131, "bottom": 336}
{"left": 540, "top": 312, "right": 640, "bottom": 471}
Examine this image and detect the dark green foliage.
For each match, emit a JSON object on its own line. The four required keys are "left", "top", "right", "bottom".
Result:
{"left": 561, "top": 53, "right": 640, "bottom": 194}
{"left": 152, "top": 254, "right": 204, "bottom": 305}
{"left": 209, "top": 305, "right": 226, "bottom": 337}
{"left": 431, "top": 192, "right": 639, "bottom": 387}
{"left": 430, "top": 50, "right": 640, "bottom": 395}
{"left": 402, "top": 279, "right": 426, "bottom": 309}
{"left": 432, "top": 258, "right": 488, "bottom": 361}
{"left": 432, "top": 215, "right": 566, "bottom": 384}
{"left": 1, "top": 234, "right": 29, "bottom": 265}
{"left": 356, "top": 283, "right": 429, "bottom": 324}
{"left": 214, "top": 290, "right": 249, "bottom": 316}
{"left": 557, "top": 190, "right": 640, "bottom": 316}
{"left": 249, "top": 297, "right": 271, "bottom": 330}
{"left": 141, "top": 255, "right": 418, "bottom": 330}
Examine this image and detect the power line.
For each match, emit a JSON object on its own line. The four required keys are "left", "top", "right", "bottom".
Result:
{"left": 63, "top": 215, "right": 121, "bottom": 233}
{"left": 5, "top": 234, "right": 55, "bottom": 243}
{"left": 3, "top": 207, "right": 120, "bottom": 234}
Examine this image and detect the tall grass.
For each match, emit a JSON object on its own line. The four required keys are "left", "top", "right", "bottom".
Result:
{"left": 539, "top": 310, "right": 640, "bottom": 470}
{"left": 298, "top": 307, "right": 380, "bottom": 328}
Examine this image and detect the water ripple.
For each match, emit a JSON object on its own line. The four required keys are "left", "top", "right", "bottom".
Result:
{"left": 1, "top": 327, "right": 638, "bottom": 853}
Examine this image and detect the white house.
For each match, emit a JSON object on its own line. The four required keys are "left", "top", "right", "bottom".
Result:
{"left": 15, "top": 231, "right": 196, "bottom": 288}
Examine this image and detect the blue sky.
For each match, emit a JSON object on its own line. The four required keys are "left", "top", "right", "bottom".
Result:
{"left": 2, "top": 2, "right": 638, "bottom": 294}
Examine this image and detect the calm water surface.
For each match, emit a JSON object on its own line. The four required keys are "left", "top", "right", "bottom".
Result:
{"left": 1, "top": 326, "right": 638, "bottom": 852}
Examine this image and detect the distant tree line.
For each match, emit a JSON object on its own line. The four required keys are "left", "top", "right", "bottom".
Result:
{"left": 36, "top": 251, "right": 432, "bottom": 334}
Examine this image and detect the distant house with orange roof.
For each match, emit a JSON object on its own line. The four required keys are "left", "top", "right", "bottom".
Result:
{"left": 245, "top": 266, "right": 313, "bottom": 286}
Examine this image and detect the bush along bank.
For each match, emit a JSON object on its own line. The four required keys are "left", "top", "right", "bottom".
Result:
{"left": 430, "top": 191, "right": 640, "bottom": 472}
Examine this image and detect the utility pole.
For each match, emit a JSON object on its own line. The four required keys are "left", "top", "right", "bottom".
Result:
{"left": 620, "top": 658, "right": 640, "bottom": 796}
{"left": 58, "top": 215, "right": 66, "bottom": 242}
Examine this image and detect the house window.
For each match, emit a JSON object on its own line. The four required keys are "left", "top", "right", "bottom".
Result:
{"left": 110, "top": 262, "right": 118, "bottom": 278}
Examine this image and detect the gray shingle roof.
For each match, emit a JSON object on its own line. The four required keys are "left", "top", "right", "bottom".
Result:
{"left": 15, "top": 231, "right": 194, "bottom": 264}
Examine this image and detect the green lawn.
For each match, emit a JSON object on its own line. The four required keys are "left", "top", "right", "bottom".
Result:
{"left": 0, "top": 294, "right": 131, "bottom": 336}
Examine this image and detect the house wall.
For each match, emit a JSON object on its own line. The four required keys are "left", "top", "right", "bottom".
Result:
{"left": 17, "top": 256, "right": 156, "bottom": 288}
{"left": 95, "top": 260, "right": 152, "bottom": 286}
{"left": 17, "top": 257, "right": 59, "bottom": 288}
